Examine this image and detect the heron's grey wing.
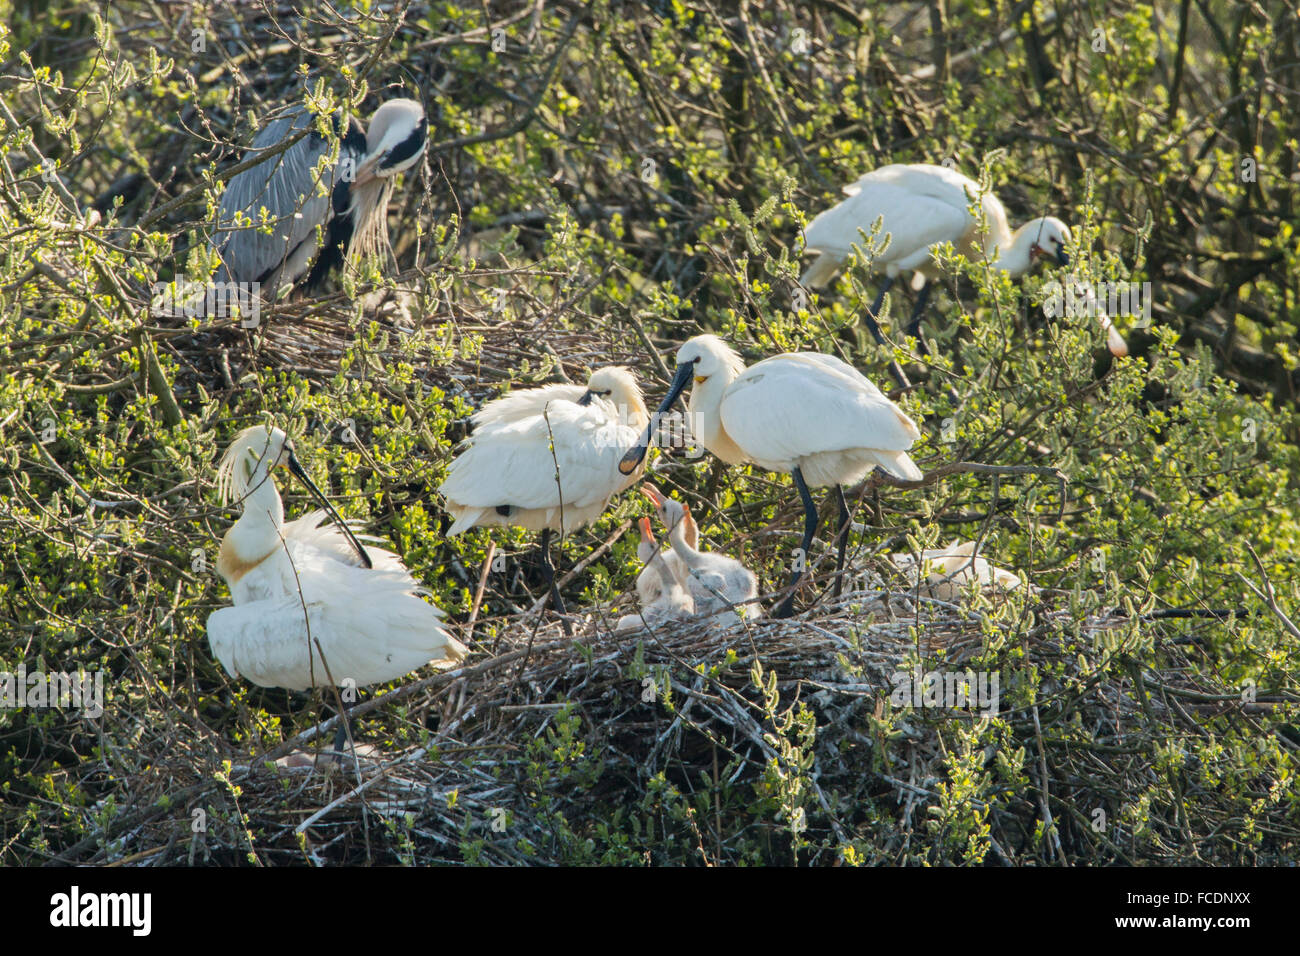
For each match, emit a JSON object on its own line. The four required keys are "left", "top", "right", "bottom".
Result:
{"left": 214, "top": 109, "right": 339, "bottom": 287}
{"left": 303, "top": 117, "right": 371, "bottom": 290}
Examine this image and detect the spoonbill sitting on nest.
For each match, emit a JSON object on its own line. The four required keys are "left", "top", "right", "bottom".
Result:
{"left": 892, "top": 539, "right": 1022, "bottom": 602}
{"left": 207, "top": 425, "right": 465, "bottom": 755}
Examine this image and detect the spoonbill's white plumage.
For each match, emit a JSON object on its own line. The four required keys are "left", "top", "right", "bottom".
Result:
{"left": 621, "top": 335, "right": 923, "bottom": 617}
{"left": 892, "top": 539, "right": 1022, "bottom": 602}
{"left": 206, "top": 425, "right": 465, "bottom": 697}
{"left": 615, "top": 517, "right": 695, "bottom": 632}
{"left": 439, "top": 367, "right": 650, "bottom": 622}
{"left": 802, "top": 163, "right": 1069, "bottom": 289}
{"left": 641, "top": 484, "right": 760, "bottom": 623}
{"left": 799, "top": 163, "right": 1126, "bottom": 373}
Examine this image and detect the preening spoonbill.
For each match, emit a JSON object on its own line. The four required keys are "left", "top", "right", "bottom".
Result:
{"left": 892, "top": 539, "right": 1022, "bottom": 602}
{"left": 213, "top": 99, "right": 428, "bottom": 295}
{"left": 621, "top": 335, "right": 923, "bottom": 618}
{"left": 206, "top": 425, "right": 465, "bottom": 751}
{"left": 615, "top": 517, "right": 695, "bottom": 632}
{"left": 640, "top": 484, "right": 760, "bottom": 623}
{"left": 439, "top": 367, "right": 650, "bottom": 623}
{"left": 800, "top": 163, "right": 1127, "bottom": 367}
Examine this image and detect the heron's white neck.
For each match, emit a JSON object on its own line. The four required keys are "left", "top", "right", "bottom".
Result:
{"left": 217, "top": 464, "right": 285, "bottom": 587}
{"left": 347, "top": 179, "right": 395, "bottom": 270}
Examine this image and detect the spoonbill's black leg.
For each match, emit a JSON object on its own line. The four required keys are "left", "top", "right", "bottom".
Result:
{"left": 904, "top": 283, "right": 934, "bottom": 355}
{"left": 831, "top": 484, "right": 852, "bottom": 600}
{"left": 539, "top": 528, "right": 572, "bottom": 635}
{"left": 329, "top": 691, "right": 358, "bottom": 764}
{"left": 863, "top": 276, "right": 912, "bottom": 391}
{"left": 904, "top": 283, "right": 960, "bottom": 403}
{"left": 774, "top": 466, "right": 820, "bottom": 619}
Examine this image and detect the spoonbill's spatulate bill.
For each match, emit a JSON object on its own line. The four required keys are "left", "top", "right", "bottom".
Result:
{"left": 439, "top": 367, "right": 650, "bottom": 625}
{"left": 213, "top": 98, "right": 428, "bottom": 296}
{"left": 799, "top": 163, "right": 1126, "bottom": 371}
{"left": 621, "top": 335, "right": 923, "bottom": 618}
{"left": 206, "top": 426, "right": 465, "bottom": 753}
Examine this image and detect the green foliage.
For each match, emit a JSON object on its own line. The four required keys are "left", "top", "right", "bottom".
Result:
{"left": 1, "top": 0, "right": 1297, "bottom": 865}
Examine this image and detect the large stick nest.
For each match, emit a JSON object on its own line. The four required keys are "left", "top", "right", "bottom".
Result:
{"left": 54, "top": 581, "right": 1286, "bottom": 867}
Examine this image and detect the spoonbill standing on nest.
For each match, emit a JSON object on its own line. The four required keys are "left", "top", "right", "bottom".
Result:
{"left": 212, "top": 98, "right": 428, "bottom": 296}
{"left": 799, "top": 163, "right": 1127, "bottom": 381}
{"left": 207, "top": 425, "right": 466, "bottom": 752}
{"left": 640, "top": 484, "right": 760, "bottom": 623}
{"left": 439, "top": 367, "right": 650, "bottom": 628}
{"left": 621, "top": 335, "right": 923, "bottom": 618}
{"left": 615, "top": 517, "right": 695, "bottom": 632}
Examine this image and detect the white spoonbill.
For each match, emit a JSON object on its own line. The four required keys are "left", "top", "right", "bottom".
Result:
{"left": 799, "top": 163, "right": 1127, "bottom": 370}
{"left": 206, "top": 426, "right": 466, "bottom": 749}
{"left": 640, "top": 484, "right": 760, "bottom": 623}
{"left": 621, "top": 335, "right": 923, "bottom": 618}
{"left": 892, "top": 539, "right": 1022, "bottom": 602}
{"left": 439, "top": 366, "right": 650, "bottom": 623}
{"left": 615, "top": 517, "right": 695, "bottom": 632}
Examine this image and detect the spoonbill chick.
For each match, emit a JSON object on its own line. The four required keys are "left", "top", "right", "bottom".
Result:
{"left": 892, "top": 540, "right": 1022, "bottom": 602}
{"left": 207, "top": 426, "right": 466, "bottom": 751}
{"left": 615, "top": 517, "right": 695, "bottom": 632}
{"left": 621, "top": 335, "right": 923, "bottom": 618}
{"left": 640, "top": 484, "right": 760, "bottom": 623}
{"left": 439, "top": 367, "right": 650, "bottom": 623}
{"left": 800, "top": 163, "right": 1125, "bottom": 373}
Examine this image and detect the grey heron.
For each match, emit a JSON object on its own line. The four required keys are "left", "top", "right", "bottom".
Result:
{"left": 211, "top": 98, "right": 428, "bottom": 296}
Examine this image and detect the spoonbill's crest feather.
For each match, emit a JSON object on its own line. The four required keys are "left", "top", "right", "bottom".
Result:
{"left": 215, "top": 425, "right": 287, "bottom": 505}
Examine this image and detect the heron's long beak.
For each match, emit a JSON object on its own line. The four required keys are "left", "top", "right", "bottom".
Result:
{"left": 618, "top": 360, "right": 695, "bottom": 475}
{"left": 352, "top": 154, "right": 382, "bottom": 187}
{"left": 285, "top": 450, "right": 374, "bottom": 569}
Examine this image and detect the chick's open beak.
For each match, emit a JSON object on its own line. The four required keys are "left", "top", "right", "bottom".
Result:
{"left": 640, "top": 483, "right": 666, "bottom": 510}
